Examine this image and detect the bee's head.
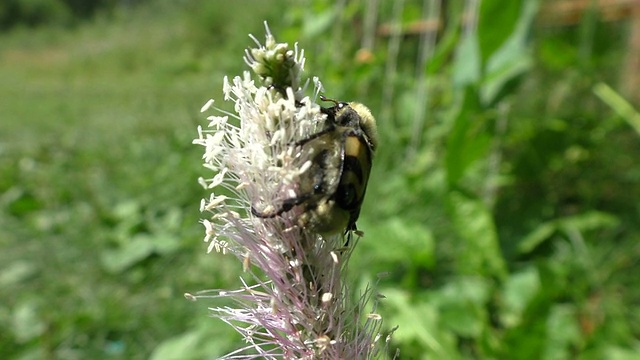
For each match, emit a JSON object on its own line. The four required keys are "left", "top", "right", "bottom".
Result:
{"left": 320, "top": 96, "right": 378, "bottom": 152}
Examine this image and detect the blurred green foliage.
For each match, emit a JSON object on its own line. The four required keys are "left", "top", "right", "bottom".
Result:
{"left": 1, "top": 0, "right": 639, "bottom": 358}
{"left": 0, "top": 0, "right": 123, "bottom": 29}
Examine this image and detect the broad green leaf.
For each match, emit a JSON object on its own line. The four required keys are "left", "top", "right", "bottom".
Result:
{"left": 544, "top": 304, "right": 580, "bottom": 360}
{"left": 433, "top": 277, "right": 492, "bottom": 337}
{"left": 151, "top": 331, "right": 202, "bottom": 360}
{"left": 302, "top": 9, "right": 335, "bottom": 38}
{"left": 12, "top": 301, "right": 46, "bottom": 343}
{"left": 384, "top": 289, "right": 462, "bottom": 360}
{"left": 362, "top": 217, "right": 436, "bottom": 268}
{"left": 600, "top": 345, "right": 640, "bottom": 360}
{"left": 481, "top": 53, "right": 532, "bottom": 105}
{"left": 150, "top": 319, "right": 236, "bottom": 360}
{"left": 358, "top": 216, "right": 436, "bottom": 275}
{"left": 426, "top": 13, "right": 461, "bottom": 75}
{"left": 453, "top": 32, "right": 481, "bottom": 87}
{"left": 477, "top": 0, "right": 522, "bottom": 62}
{"left": 500, "top": 267, "right": 540, "bottom": 328}
{"left": 480, "top": 0, "right": 538, "bottom": 104}
{"left": 445, "top": 88, "right": 491, "bottom": 186}
{"left": 100, "top": 234, "right": 155, "bottom": 274}
{"left": 448, "top": 191, "right": 506, "bottom": 278}
{"left": 150, "top": 330, "right": 230, "bottom": 360}
{"left": 435, "top": 276, "right": 492, "bottom": 307}
{"left": 0, "top": 261, "right": 37, "bottom": 287}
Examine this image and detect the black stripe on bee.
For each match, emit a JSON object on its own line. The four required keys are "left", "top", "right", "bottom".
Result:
{"left": 336, "top": 132, "right": 372, "bottom": 231}
{"left": 342, "top": 156, "right": 364, "bottom": 183}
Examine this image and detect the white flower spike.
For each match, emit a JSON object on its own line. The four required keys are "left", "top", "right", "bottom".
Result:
{"left": 190, "top": 22, "right": 392, "bottom": 359}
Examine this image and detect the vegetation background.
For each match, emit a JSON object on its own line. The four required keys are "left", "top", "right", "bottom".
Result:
{"left": 1, "top": 0, "right": 639, "bottom": 358}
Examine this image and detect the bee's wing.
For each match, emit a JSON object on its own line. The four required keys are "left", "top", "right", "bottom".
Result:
{"left": 251, "top": 131, "right": 343, "bottom": 218}
{"left": 335, "top": 128, "right": 373, "bottom": 231}
{"left": 295, "top": 131, "right": 343, "bottom": 199}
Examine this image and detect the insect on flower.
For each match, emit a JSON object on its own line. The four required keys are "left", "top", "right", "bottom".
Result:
{"left": 251, "top": 95, "right": 378, "bottom": 239}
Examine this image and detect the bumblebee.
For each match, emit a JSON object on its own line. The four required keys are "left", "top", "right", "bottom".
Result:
{"left": 251, "top": 96, "right": 378, "bottom": 238}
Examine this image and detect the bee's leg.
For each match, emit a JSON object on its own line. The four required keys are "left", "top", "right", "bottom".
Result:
{"left": 344, "top": 230, "right": 353, "bottom": 247}
{"left": 251, "top": 146, "right": 333, "bottom": 219}
{"left": 343, "top": 223, "right": 364, "bottom": 247}
{"left": 250, "top": 194, "right": 311, "bottom": 218}
{"left": 343, "top": 224, "right": 354, "bottom": 246}
{"left": 251, "top": 203, "right": 289, "bottom": 218}
{"left": 292, "top": 122, "right": 336, "bottom": 148}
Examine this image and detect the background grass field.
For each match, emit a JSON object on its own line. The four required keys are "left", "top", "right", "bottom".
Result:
{"left": 1, "top": 0, "right": 639, "bottom": 358}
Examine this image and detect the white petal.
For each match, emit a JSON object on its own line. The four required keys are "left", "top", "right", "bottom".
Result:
{"left": 210, "top": 169, "right": 228, "bottom": 188}
{"left": 200, "top": 99, "right": 215, "bottom": 113}
{"left": 205, "top": 195, "right": 228, "bottom": 210}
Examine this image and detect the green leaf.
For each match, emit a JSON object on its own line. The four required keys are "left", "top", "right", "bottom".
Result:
{"left": 518, "top": 211, "right": 619, "bottom": 254}
{"left": 150, "top": 320, "right": 235, "bottom": 360}
{"left": 557, "top": 211, "right": 619, "bottom": 232}
{"left": 384, "top": 289, "right": 462, "bottom": 359}
{"left": 517, "top": 222, "right": 558, "bottom": 255}
{"left": 434, "top": 277, "right": 492, "bottom": 337}
{"left": 362, "top": 217, "right": 436, "bottom": 268}
{"left": 426, "top": 14, "right": 461, "bottom": 75}
{"left": 599, "top": 345, "right": 640, "bottom": 360}
{"left": 151, "top": 331, "right": 202, "bottom": 360}
{"left": 593, "top": 82, "right": 640, "bottom": 136}
{"left": 448, "top": 191, "right": 507, "bottom": 278}
{"left": 100, "top": 234, "right": 155, "bottom": 274}
{"left": 12, "top": 301, "right": 46, "bottom": 343}
{"left": 500, "top": 267, "right": 540, "bottom": 328}
{"left": 0, "top": 261, "right": 37, "bottom": 287}
{"left": 480, "top": 0, "right": 538, "bottom": 104}
{"left": 445, "top": 88, "right": 491, "bottom": 186}
{"left": 544, "top": 304, "right": 580, "bottom": 360}
{"left": 302, "top": 9, "right": 336, "bottom": 38}
{"left": 477, "top": 0, "right": 522, "bottom": 62}
{"left": 453, "top": 32, "right": 481, "bottom": 87}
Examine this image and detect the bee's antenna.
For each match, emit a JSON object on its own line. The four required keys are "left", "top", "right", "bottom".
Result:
{"left": 320, "top": 95, "right": 339, "bottom": 106}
